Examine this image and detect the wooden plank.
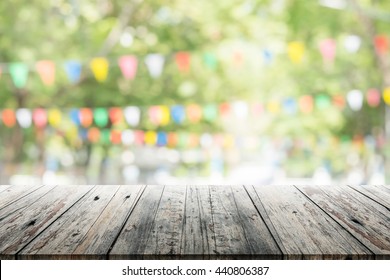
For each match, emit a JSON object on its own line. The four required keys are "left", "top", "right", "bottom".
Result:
{"left": 19, "top": 185, "right": 123, "bottom": 259}
{"left": 250, "top": 185, "right": 373, "bottom": 260}
{"left": 0, "top": 185, "right": 94, "bottom": 259}
{"left": 207, "top": 186, "right": 254, "bottom": 258}
{"left": 0, "top": 185, "right": 12, "bottom": 194}
{"left": 181, "top": 185, "right": 213, "bottom": 259}
{"left": 143, "top": 185, "right": 187, "bottom": 259}
{"left": 297, "top": 185, "right": 390, "bottom": 259}
{"left": 0, "top": 185, "right": 56, "bottom": 221}
{"left": 348, "top": 185, "right": 390, "bottom": 210}
{"left": 0, "top": 185, "right": 44, "bottom": 210}
{"left": 230, "top": 185, "right": 282, "bottom": 259}
{"left": 72, "top": 185, "right": 145, "bottom": 258}
{"left": 109, "top": 185, "right": 165, "bottom": 259}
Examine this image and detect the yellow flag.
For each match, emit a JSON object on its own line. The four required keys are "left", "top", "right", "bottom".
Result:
{"left": 48, "top": 109, "right": 62, "bottom": 127}
{"left": 90, "top": 57, "right": 109, "bottom": 82}
{"left": 267, "top": 100, "right": 281, "bottom": 114}
{"left": 288, "top": 41, "right": 305, "bottom": 64}
{"left": 160, "top": 106, "right": 170, "bottom": 126}
{"left": 144, "top": 130, "right": 157, "bottom": 145}
{"left": 383, "top": 87, "right": 390, "bottom": 105}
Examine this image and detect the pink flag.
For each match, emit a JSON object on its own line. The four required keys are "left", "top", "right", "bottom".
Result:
{"left": 36, "top": 60, "right": 56, "bottom": 85}
{"left": 118, "top": 55, "right": 138, "bottom": 79}
{"left": 319, "top": 39, "right": 336, "bottom": 64}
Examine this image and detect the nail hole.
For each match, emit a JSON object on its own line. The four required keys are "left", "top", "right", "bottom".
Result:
{"left": 125, "top": 195, "right": 130, "bottom": 199}
{"left": 94, "top": 196, "right": 99, "bottom": 201}
{"left": 27, "top": 219, "right": 36, "bottom": 227}
{"left": 351, "top": 218, "right": 363, "bottom": 226}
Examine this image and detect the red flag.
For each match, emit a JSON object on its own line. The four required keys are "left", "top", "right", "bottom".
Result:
{"left": 175, "top": 52, "right": 191, "bottom": 72}
{"left": 374, "top": 35, "right": 389, "bottom": 55}
{"left": 36, "top": 60, "right": 56, "bottom": 86}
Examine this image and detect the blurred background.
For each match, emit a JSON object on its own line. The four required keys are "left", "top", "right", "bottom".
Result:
{"left": 1, "top": 0, "right": 390, "bottom": 185}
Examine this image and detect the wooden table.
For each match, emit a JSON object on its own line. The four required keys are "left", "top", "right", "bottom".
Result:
{"left": 0, "top": 185, "right": 389, "bottom": 260}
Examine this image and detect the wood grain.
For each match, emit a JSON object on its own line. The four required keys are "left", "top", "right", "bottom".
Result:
{"left": 348, "top": 185, "right": 390, "bottom": 210}
{"left": 181, "top": 185, "right": 213, "bottom": 259}
{"left": 18, "top": 185, "right": 123, "bottom": 259}
{"left": 0, "top": 185, "right": 11, "bottom": 194}
{"left": 249, "top": 185, "right": 373, "bottom": 259}
{"left": 297, "top": 185, "right": 390, "bottom": 259}
{"left": 109, "top": 185, "right": 165, "bottom": 259}
{"left": 0, "top": 185, "right": 94, "bottom": 259}
{"left": 0, "top": 185, "right": 44, "bottom": 211}
{"left": 143, "top": 185, "right": 187, "bottom": 259}
{"left": 72, "top": 185, "right": 145, "bottom": 259}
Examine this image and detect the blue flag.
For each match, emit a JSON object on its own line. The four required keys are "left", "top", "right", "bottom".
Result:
{"left": 64, "top": 61, "right": 82, "bottom": 83}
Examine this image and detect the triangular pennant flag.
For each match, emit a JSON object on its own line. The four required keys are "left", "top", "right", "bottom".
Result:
{"left": 344, "top": 35, "right": 361, "bottom": 53}
{"left": 148, "top": 106, "right": 161, "bottom": 126}
{"left": 144, "top": 130, "right": 157, "bottom": 145}
{"left": 175, "top": 51, "right": 191, "bottom": 72}
{"left": 315, "top": 95, "right": 331, "bottom": 109}
{"left": 160, "top": 106, "right": 170, "bottom": 126}
{"left": 36, "top": 60, "right": 56, "bottom": 86}
{"left": 48, "top": 109, "right": 62, "bottom": 127}
{"left": 110, "top": 130, "right": 122, "bottom": 144}
{"left": 157, "top": 132, "right": 168, "bottom": 146}
{"left": 219, "top": 103, "right": 231, "bottom": 117}
{"left": 262, "top": 49, "right": 273, "bottom": 65}
{"left": 79, "top": 108, "right": 93, "bottom": 127}
{"left": 332, "top": 95, "right": 346, "bottom": 110}
{"left": 252, "top": 102, "right": 264, "bottom": 116}
{"left": 282, "top": 98, "right": 297, "bottom": 115}
{"left": 118, "top": 55, "right": 138, "bottom": 80}
{"left": 88, "top": 127, "right": 101, "bottom": 143}
{"left": 299, "top": 95, "right": 314, "bottom": 113}
{"left": 203, "top": 104, "right": 218, "bottom": 121}
{"left": 232, "top": 101, "right": 248, "bottom": 119}
{"left": 168, "top": 132, "right": 178, "bottom": 147}
{"left": 367, "top": 88, "right": 381, "bottom": 107}
{"left": 124, "top": 106, "right": 140, "bottom": 126}
{"left": 109, "top": 107, "right": 123, "bottom": 124}
{"left": 233, "top": 51, "right": 243, "bottom": 67}
{"left": 134, "top": 130, "right": 145, "bottom": 145}
{"left": 90, "top": 57, "right": 109, "bottom": 82}
{"left": 9, "top": 63, "right": 29, "bottom": 88}
{"left": 187, "top": 104, "right": 202, "bottom": 122}
{"left": 16, "top": 108, "right": 32, "bottom": 128}
{"left": 319, "top": 39, "right": 336, "bottom": 64}
{"left": 287, "top": 41, "right": 305, "bottom": 64}
{"left": 64, "top": 61, "right": 82, "bottom": 83}
{"left": 94, "top": 108, "right": 109, "bottom": 127}
{"left": 383, "top": 87, "right": 390, "bottom": 105}
{"left": 203, "top": 53, "right": 217, "bottom": 70}
{"left": 200, "top": 133, "right": 213, "bottom": 148}
{"left": 100, "top": 129, "right": 110, "bottom": 144}
{"left": 69, "top": 109, "right": 81, "bottom": 126}
{"left": 347, "top": 90, "right": 363, "bottom": 111}
{"left": 171, "top": 105, "right": 186, "bottom": 124}
{"left": 33, "top": 108, "right": 47, "bottom": 128}
{"left": 267, "top": 100, "right": 281, "bottom": 114}
{"left": 1, "top": 109, "right": 16, "bottom": 127}
{"left": 374, "top": 35, "right": 389, "bottom": 55}
{"left": 145, "top": 54, "right": 165, "bottom": 78}
{"left": 122, "top": 129, "right": 135, "bottom": 146}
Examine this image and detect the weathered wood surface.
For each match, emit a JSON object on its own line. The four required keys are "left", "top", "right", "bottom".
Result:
{"left": 0, "top": 185, "right": 389, "bottom": 260}
{"left": 297, "top": 185, "right": 390, "bottom": 259}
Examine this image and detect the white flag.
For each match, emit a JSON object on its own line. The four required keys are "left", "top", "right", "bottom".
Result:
{"left": 124, "top": 106, "right": 140, "bottom": 127}
{"left": 16, "top": 108, "right": 32, "bottom": 128}
{"left": 347, "top": 90, "right": 363, "bottom": 111}
{"left": 344, "top": 35, "right": 361, "bottom": 53}
{"left": 144, "top": 54, "right": 165, "bottom": 78}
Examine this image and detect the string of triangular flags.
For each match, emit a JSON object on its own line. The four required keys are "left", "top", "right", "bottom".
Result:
{"left": 1, "top": 87, "right": 390, "bottom": 129}
{"left": 1, "top": 35, "right": 389, "bottom": 88}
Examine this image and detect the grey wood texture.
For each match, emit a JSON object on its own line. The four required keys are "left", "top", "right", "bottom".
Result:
{"left": 248, "top": 185, "right": 373, "bottom": 259}
{"left": 297, "top": 185, "right": 390, "bottom": 259}
{"left": 0, "top": 185, "right": 389, "bottom": 260}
